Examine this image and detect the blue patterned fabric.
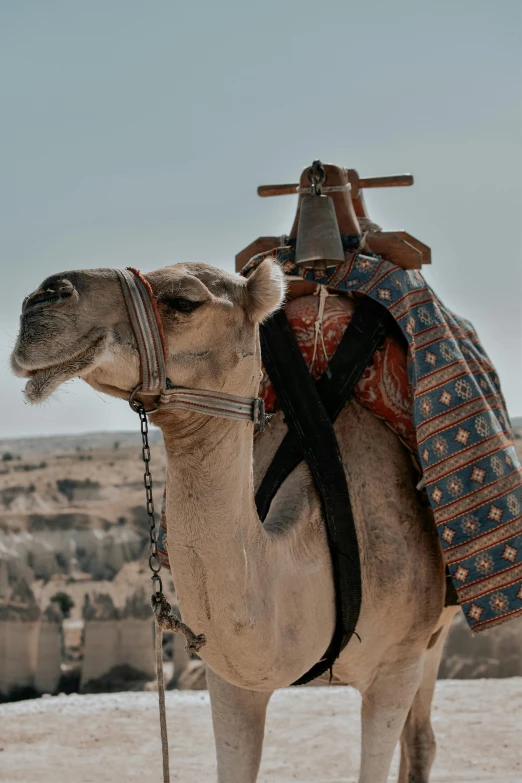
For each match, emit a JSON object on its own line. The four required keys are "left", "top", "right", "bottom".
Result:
{"left": 241, "top": 241, "right": 522, "bottom": 632}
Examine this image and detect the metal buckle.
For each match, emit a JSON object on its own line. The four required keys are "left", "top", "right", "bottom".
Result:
{"left": 254, "top": 397, "right": 266, "bottom": 431}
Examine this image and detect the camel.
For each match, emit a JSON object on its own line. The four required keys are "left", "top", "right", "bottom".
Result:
{"left": 12, "top": 259, "right": 460, "bottom": 783}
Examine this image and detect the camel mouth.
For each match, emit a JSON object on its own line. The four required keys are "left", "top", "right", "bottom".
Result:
{"left": 12, "top": 333, "right": 109, "bottom": 403}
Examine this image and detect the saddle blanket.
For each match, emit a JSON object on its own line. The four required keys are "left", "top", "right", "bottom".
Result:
{"left": 259, "top": 293, "right": 417, "bottom": 454}
{"left": 238, "top": 240, "right": 522, "bottom": 633}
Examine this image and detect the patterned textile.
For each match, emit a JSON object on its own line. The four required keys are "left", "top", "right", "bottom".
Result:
{"left": 259, "top": 293, "right": 417, "bottom": 452}
{"left": 239, "top": 241, "right": 522, "bottom": 633}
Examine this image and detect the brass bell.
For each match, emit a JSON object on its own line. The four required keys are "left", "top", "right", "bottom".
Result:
{"left": 295, "top": 192, "right": 345, "bottom": 272}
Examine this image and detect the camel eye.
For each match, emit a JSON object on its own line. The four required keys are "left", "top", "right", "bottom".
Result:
{"left": 164, "top": 297, "right": 202, "bottom": 313}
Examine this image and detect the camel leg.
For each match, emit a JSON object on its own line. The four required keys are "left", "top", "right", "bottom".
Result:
{"left": 206, "top": 665, "right": 272, "bottom": 783}
{"left": 359, "top": 655, "right": 425, "bottom": 783}
{"left": 397, "top": 607, "right": 460, "bottom": 783}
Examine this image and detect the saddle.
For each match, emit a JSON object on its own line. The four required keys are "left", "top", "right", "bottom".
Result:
{"left": 244, "top": 161, "right": 454, "bottom": 683}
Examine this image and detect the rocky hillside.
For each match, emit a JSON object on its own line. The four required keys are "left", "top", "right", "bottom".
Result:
{"left": 0, "top": 431, "right": 166, "bottom": 583}
{"left": 0, "top": 430, "right": 163, "bottom": 457}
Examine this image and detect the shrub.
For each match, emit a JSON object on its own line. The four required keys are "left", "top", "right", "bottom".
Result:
{"left": 56, "top": 478, "right": 100, "bottom": 501}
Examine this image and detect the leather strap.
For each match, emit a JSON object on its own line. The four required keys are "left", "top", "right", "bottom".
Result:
{"left": 117, "top": 267, "right": 265, "bottom": 427}
{"left": 256, "top": 297, "right": 390, "bottom": 521}
{"left": 116, "top": 268, "right": 168, "bottom": 393}
{"left": 159, "top": 386, "right": 265, "bottom": 428}
{"left": 258, "top": 297, "right": 389, "bottom": 684}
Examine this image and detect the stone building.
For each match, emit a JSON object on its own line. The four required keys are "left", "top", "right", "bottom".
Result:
{"left": 34, "top": 602, "right": 63, "bottom": 694}
{"left": 80, "top": 589, "right": 155, "bottom": 692}
{"left": 0, "top": 578, "right": 40, "bottom": 699}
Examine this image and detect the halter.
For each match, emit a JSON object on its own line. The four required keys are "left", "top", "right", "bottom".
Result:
{"left": 115, "top": 267, "right": 265, "bottom": 429}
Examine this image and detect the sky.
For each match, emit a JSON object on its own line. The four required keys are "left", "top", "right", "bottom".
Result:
{"left": 0, "top": 0, "right": 521, "bottom": 439}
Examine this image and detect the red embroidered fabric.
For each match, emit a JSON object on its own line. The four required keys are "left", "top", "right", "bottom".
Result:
{"left": 260, "top": 293, "right": 417, "bottom": 452}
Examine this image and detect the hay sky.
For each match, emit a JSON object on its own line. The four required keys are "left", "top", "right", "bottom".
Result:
{"left": 1, "top": 1, "right": 520, "bottom": 438}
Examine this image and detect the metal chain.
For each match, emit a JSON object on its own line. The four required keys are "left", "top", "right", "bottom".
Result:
{"left": 138, "top": 405, "right": 163, "bottom": 596}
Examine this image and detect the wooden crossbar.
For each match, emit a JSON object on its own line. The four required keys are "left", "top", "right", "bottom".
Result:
{"left": 258, "top": 174, "right": 414, "bottom": 198}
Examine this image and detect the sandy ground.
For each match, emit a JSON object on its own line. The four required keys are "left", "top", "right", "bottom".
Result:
{"left": 0, "top": 679, "right": 520, "bottom": 783}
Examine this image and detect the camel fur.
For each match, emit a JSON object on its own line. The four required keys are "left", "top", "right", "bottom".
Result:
{"left": 12, "top": 259, "right": 459, "bottom": 783}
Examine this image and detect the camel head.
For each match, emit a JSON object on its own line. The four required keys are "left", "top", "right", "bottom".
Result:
{"left": 11, "top": 261, "right": 285, "bottom": 413}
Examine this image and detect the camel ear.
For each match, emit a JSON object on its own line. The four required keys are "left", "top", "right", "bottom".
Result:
{"left": 245, "top": 259, "right": 286, "bottom": 323}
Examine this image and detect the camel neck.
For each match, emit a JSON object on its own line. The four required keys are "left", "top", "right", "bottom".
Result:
{"left": 160, "top": 415, "right": 268, "bottom": 675}
{"left": 161, "top": 415, "right": 258, "bottom": 541}
{"left": 158, "top": 411, "right": 333, "bottom": 689}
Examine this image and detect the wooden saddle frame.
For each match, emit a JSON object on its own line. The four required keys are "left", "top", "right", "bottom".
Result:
{"left": 235, "top": 162, "right": 431, "bottom": 292}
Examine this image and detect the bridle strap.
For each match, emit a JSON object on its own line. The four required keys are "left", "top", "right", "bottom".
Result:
{"left": 159, "top": 387, "right": 265, "bottom": 427}
{"left": 116, "top": 267, "right": 265, "bottom": 428}
{"left": 115, "top": 268, "right": 167, "bottom": 393}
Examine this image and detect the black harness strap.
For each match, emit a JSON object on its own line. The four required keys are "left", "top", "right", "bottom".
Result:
{"left": 257, "top": 297, "right": 390, "bottom": 523}
{"left": 258, "top": 296, "right": 390, "bottom": 684}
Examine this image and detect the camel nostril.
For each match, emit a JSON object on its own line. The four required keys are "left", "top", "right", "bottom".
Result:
{"left": 23, "top": 282, "right": 75, "bottom": 312}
